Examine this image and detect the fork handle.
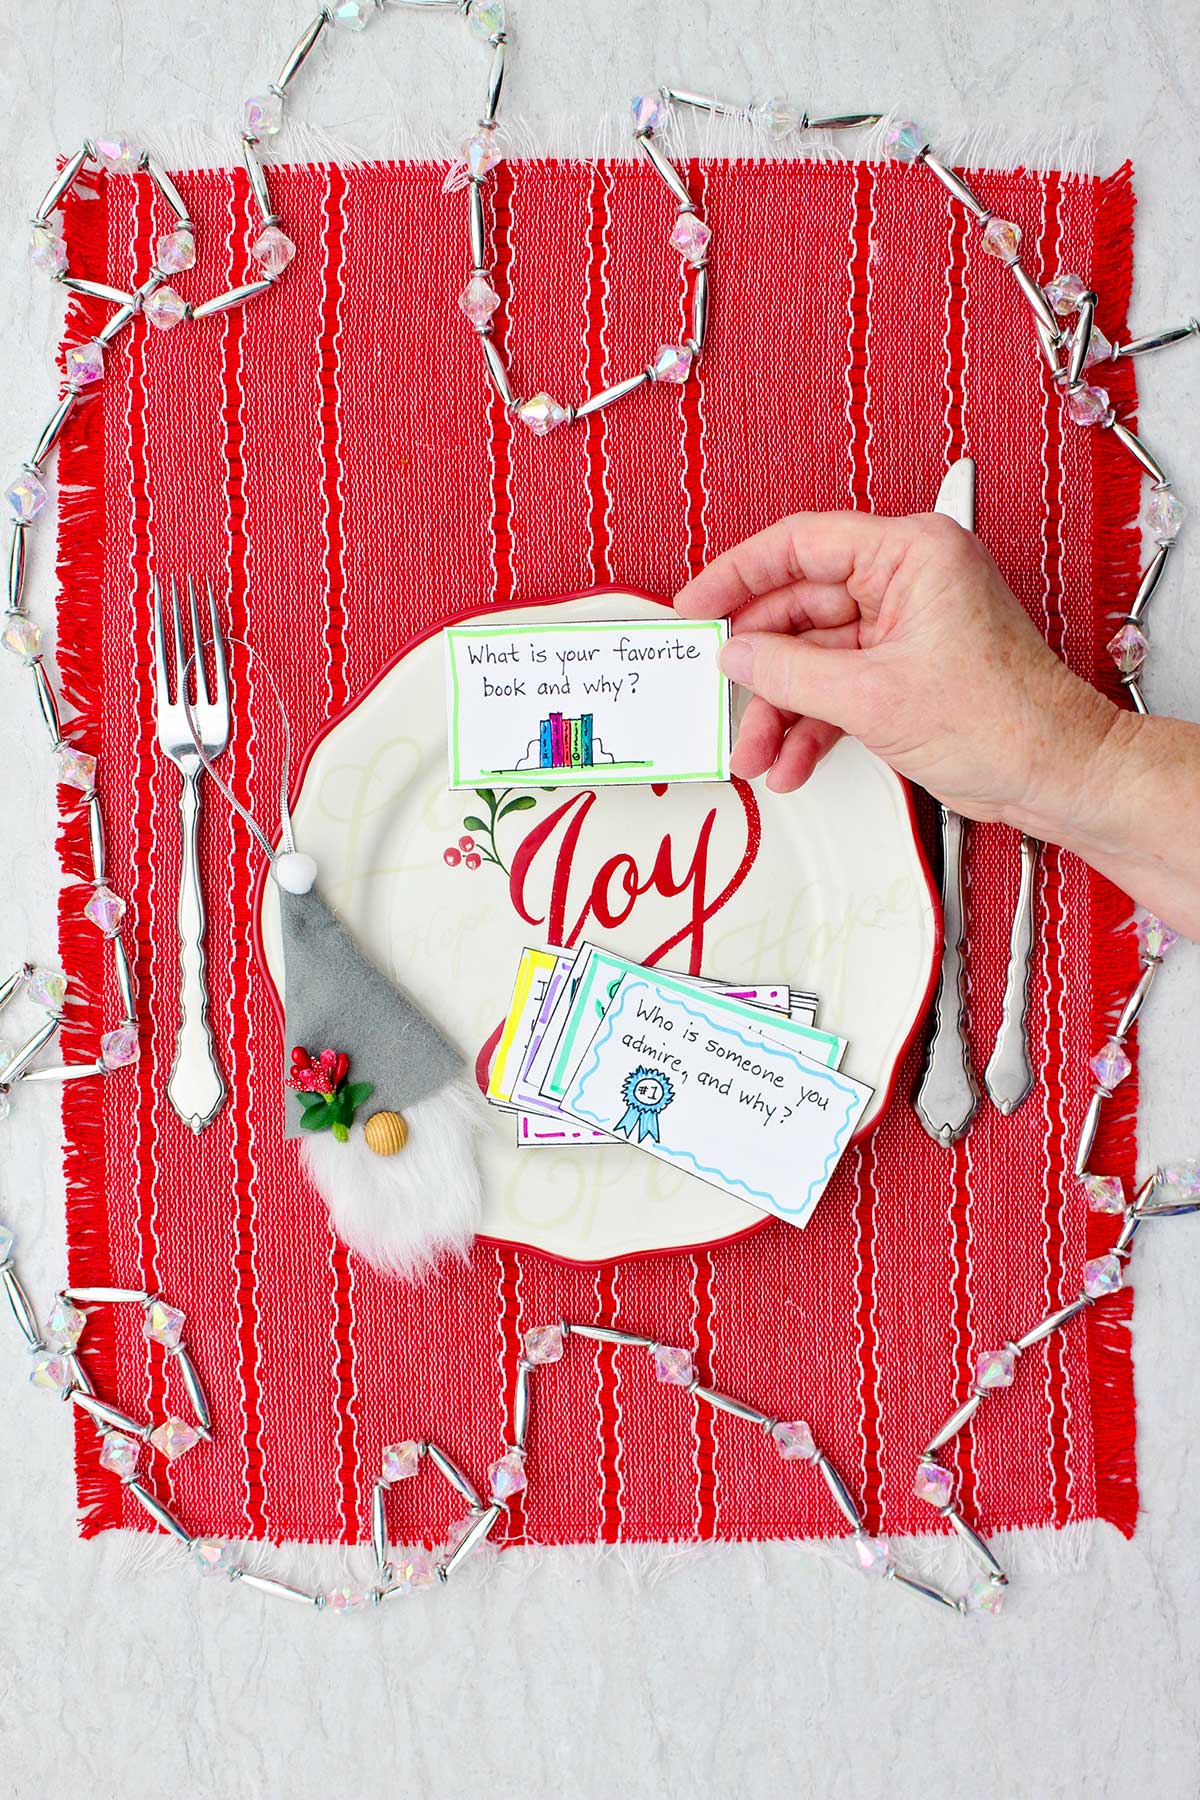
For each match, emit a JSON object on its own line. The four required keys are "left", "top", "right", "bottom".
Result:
{"left": 167, "top": 766, "right": 226, "bottom": 1134}
{"left": 984, "top": 833, "right": 1038, "bottom": 1116}
{"left": 914, "top": 805, "right": 979, "bottom": 1146}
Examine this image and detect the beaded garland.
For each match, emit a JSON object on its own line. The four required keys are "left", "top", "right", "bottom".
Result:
{"left": 3, "top": 0, "right": 1199, "bottom": 1617}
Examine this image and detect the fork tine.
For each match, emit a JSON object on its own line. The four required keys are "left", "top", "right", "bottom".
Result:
{"left": 169, "top": 576, "right": 188, "bottom": 705}
{"left": 207, "top": 580, "right": 229, "bottom": 719}
{"left": 151, "top": 575, "right": 171, "bottom": 709}
{"left": 187, "top": 576, "right": 210, "bottom": 707}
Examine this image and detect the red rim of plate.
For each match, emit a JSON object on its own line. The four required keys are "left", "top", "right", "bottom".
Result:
{"left": 250, "top": 585, "right": 943, "bottom": 1269}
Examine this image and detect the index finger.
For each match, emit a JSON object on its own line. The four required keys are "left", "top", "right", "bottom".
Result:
{"left": 674, "top": 510, "right": 893, "bottom": 620}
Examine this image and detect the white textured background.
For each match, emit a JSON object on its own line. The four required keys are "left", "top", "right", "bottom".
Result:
{"left": 2, "top": 3, "right": 1200, "bottom": 1795}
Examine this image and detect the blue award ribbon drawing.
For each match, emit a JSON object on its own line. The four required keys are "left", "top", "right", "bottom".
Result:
{"left": 615, "top": 1066, "right": 676, "bottom": 1144}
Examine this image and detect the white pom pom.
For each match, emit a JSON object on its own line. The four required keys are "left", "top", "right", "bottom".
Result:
{"left": 272, "top": 851, "right": 318, "bottom": 894}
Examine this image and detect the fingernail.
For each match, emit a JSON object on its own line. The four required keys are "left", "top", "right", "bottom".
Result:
{"left": 719, "top": 639, "right": 753, "bottom": 684}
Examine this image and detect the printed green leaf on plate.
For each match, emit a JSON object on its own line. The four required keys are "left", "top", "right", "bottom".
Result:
{"left": 499, "top": 796, "right": 537, "bottom": 818}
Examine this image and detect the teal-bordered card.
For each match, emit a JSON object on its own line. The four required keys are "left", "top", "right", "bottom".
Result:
{"left": 444, "top": 617, "right": 731, "bottom": 789}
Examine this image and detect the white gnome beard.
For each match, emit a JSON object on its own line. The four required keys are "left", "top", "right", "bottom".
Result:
{"left": 298, "top": 1076, "right": 483, "bottom": 1280}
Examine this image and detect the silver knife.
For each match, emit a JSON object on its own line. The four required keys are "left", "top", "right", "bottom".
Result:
{"left": 914, "top": 458, "right": 979, "bottom": 1146}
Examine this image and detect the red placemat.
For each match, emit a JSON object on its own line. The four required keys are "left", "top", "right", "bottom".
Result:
{"left": 54, "top": 152, "right": 1141, "bottom": 1547}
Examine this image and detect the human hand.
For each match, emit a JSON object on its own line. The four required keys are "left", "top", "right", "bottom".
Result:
{"left": 674, "top": 510, "right": 1117, "bottom": 828}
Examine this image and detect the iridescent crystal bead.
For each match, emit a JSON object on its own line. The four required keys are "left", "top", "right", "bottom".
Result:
{"left": 468, "top": 0, "right": 506, "bottom": 40}
{"left": 771, "top": 1419, "right": 817, "bottom": 1461}
{"left": 444, "top": 1512, "right": 487, "bottom": 1556}
{"left": 392, "top": 1546, "right": 437, "bottom": 1591}
{"left": 150, "top": 1416, "right": 201, "bottom": 1460}
{"left": 143, "top": 286, "right": 188, "bottom": 331}
{"left": 630, "top": 92, "right": 668, "bottom": 134}
{"left": 1065, "top": 383, "right": 1113, "bottom": 428}
{"left": 44, "top": 1296, "right": 87, "bottom": 1351}
{"left": 101, "top": 1025, "right": 140, "bottom": 1070}
{"left": 1106, "top": 622, "right": 1148, "bottom": 674}
{"left": 853, "top": 1533, "right": 892, "bottom": 1577}
{"left": 1046, "top": 271, "right": 1088, "bottom": 316}
{"left": 26, "top": 967, "right": 66, "bottom": 1010}
{"left": 380, "top": 1439, "right": 422, "bottom": 1483}
{"left": 1147, "top": 487, "right": 1184, "bottom": 544}
{"left": 156, "top": 229, "right": 196, "bottom": 275}
{"left": 669, "top": 212, "right": 711, "bottom": 265}
{"left": 652, "top": 1344, "right": 694, "bottom": 1386}
{"left": 30, "top": 224, "right": 68, "bottom": 277}
{"left": 2, "top": 612, "right": 43, "bottom": 662}
{"left": 30, "top": 1353, "right": 72, "bottom": 1392}
{"left": 251, "top": 225, "right": 296, "bottom": 277}
{"left": 488, "top": 1449, "right": 527, "bottom": 1502}
{"left": 1081, "top": 1173, "right": 1125, "bottom": 1214}
{"left": 913, "top": 1460, "right": 955, "bottom": 1508}
{"left": 1136, "top": 913, "right": 1179, "bottom": 960}
{"left": 459, "top": 274, "right": 500, "bottom": 329}
{"left": 326, "top": 1586, "right": 367, "bottom": 1613}
{"left": 981, "top": 217, "right": 1022, "bottom": 263}
{"left": 329, "top": 0, "right": 374, "bottom": 28}
{"left": 523, "top": 1322, "right": 565, "bottom": 1365}
{"left": 966, "top": 1576, "right": 1006, "bottom": 1616}
{"left": 755, "top": 97, "right": 802, "bottom": 139}
{"left": 1090, "top": 1038, "right": 1132, "bottom": 1089}
{"left": 65, "top": 341, "right": 104, "bottom": 388}
{"left": 1160, "top": 1158, "right": 1200, "bottom": 1199}
{"left": 0, "top": 1224, "right": 14, "bottom": 1263}
{"left": 192, "top": 1537, "right": 237, "bottom": 1578}
{"left": 974, "top": 1347, "right": 1017, "bottom": 1391}
{"left": 517, "top": 393, "right": 570, "bottom": 436}
{"left": 56, "top": 744, "right": 97, "bottom": 792}
{"left": 92, "top": 134, "right": 138, "bottom": 175}
{"left": 650, "top": 343, "right": 693, "bottom": 384}
{"left": 99, "top": 1431, "right": 141, "bottom": 1482}
{"left": 464, "top": 132, "right": 503, "bottom": 181}
{"left": 882, "top": 118, "right": 923, "bottom": 159}
{"left": 5, "top": 469, "right": 48, "bottom": 523}
{"left": 84, "top": 886, "right": 125, "bottom": 935}
{"left": 1082, "top": 1252, "right": 1123, "bottom": 1299}
{"left": 144, "top": 1298, "right": 186, "bottom": 1350}
{"left": 244, "top": 93, "right": 284, "bottom": 139}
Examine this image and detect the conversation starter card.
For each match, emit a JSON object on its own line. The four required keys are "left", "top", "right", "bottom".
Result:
{"left": 444, "top": 617, "right": 731, "bottom": 789}
{"left": 562, "top": 975, "right": 874, "bottom": 1227}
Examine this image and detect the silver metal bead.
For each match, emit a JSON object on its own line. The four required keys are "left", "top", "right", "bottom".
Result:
{"left": 144, "top": 159, "right": 191, "bottom": 226}
{"left": 241, "top": 138, "right": 273, "bottom": 225}
{"left": 691, "top": 1385, "right": 774, "bottom": 1427}
{"left": 1009, "top": 263, "right": 1058, "bottom": 337}
{"left": 1142, "top": 1197, "right": 1200, "bottom": 1219}
{"left": 469, "top": 182, "right": 486, "bottom": 270}
{"left": 7, "top": 526, "right": 26, "bottom": 613}
{"left": 237, "top": 1570, "right": 315, "bottom": 1604}
{"left": 480, "top": 335, "right": 514, "bottom": 406}
{"left": 806, "top": 113, "right": 884, "bottom": 130}
{"left": 1033, "top": 317, "right": 1065, "bottom": 378}
{"left": 111, "top": 934, "right": 136, "bottom": 1024}
{"left": 483, "top": 39, "right": 506, "bottom": 125}
{"left": 35, "top": 147, "right": 89, "bottom": 224}
{"left": 126, "top": 1480, "right": 191, "bottom": 1544}
{"left": 565, "top": 1323, "right": 654, "bottom": 1348}
{"left": 1073, "top": 1089, "right": 1105, "bottom": 1176}
{"left": 440, "top": 1502, "right": 503, "bottom": 1579}
{"left": 1115, "top": 963, "right": 1157, "bottom": 1038}
{"left": 512, "top": 1360, "right": 531, "bottom": 1450}
{"left": 32, "top": 661, "right": 62, "bottom": 745}
{"left": 71, "top": 1390, "right": 147, "bottom": 1436}
{"left": 691, "top": 266, "right": 709, "bottom": 351}
{"left": 813, "top": 1451, "right": 863, "bottom": 1531}
{"left": 887, "top": 1568, "right": 965, "bottom": 1613}
{"left": 574, "top": 373, "right": 651, "bottom": 418}
{"left": 0, "top": 966, "right": 26, "bottom": 1012}
{"left": 4, "top": 1014, "right": 61, "bottom": 1084}
{"left": 192, "top": 281, "right": 273, "bottom": 322}
{"left": 663, "top": 89, "right": 739, "bottom": 116}
{"left": 637, "top": 136, "right": 692, "bottom": 209}
{"left": 370, "top": 1480, "right": 389, "bottom": 1573}
{"left": 918, "top": 151, "right": 989, "bottom": 222}
{"left": 174, "top": 1346, "right": 212, "bottom": 1431}
{"left": 1113, "top": 1211, "right": 1140, "bottom": 1256}
{"left": 68, "top": 1351, "right": 94, "bottom": 1396}
{"left": 1124, "top": 678, "right": 1148, "bottom": 716}
{"left": 1113, "top": 323, "right": 1198, "bottom": 359}
{"left": 1109, "top": 421, "right": 1167, "bottom": 487}
{"left": 1128, "top": 544, "right": 1171, "bottom": 622}
{"left": 1014, "top": 1296, "right": 1089, "bottom": 1351}
{"left": 62, "top": 1286, "right": 150, "bottom": 1303}
{"left": 30, "top": 393, "right": 77, "bottom": 469}
{"left": 86, "top": 795, "right": 105, "bottom": 882}
{"left": 21, "top": 1061, "right": 105, "bottom": 1084}
{"left": 943, "top": 1508, "right": 1008, "bottom": 1582}
{"left": 275, "top": 12, "right": 329, "bottom": 90}
{"left": 97, "top": 304, "right": 137, "bottom": 346}
{"left": 59, "top": 277, "right": 136, "bottom": 307}
{"left": 1067, "top": 292, "right": 1097, "bottom": 389}
{"left": 921, "top": 1390, "right": 984, "bottom": 1457}
{"left": 426, "top": 1442, "right": 482, "bottom": 1509}
{"left": 2, "top": 1266, "right": 44, "bottom": 1349}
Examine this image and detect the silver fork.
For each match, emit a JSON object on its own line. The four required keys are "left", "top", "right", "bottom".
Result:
{"left": 152, "top": 575, "right": 229, "bottom": 1134}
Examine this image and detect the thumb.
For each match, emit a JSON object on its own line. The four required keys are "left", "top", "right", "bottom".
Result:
{"left": 719, "top": 632, "right": 870, "bottom": 735}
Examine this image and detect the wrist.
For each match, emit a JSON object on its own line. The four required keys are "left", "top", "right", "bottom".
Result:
{"left": 999, "top": 667, "right": 1133, "bottom": 855}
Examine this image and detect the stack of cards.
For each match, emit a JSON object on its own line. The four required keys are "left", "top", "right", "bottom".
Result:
{"left": 487, "top": 944, "right": 874, "bottom": 1230}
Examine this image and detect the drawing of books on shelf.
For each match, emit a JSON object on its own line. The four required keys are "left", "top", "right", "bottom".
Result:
{"left": 489, "top": 712, "right": 651, "bottom": 778}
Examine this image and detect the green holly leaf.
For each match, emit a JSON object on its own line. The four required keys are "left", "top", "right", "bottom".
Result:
{"left": 344, "top": 1081, "right": 373, "bottom": 1108}
{"left": 499, "top": 795, "right": 536, "bottom": 818}
{"left": 300, "top": 1106, "right": 335, "bottom": 1132}
{"left": 298, "top": 1093, "right": 330, "bottom": 1117}
{"left": 461, "top": 815, "right": 487, "bottom": 833}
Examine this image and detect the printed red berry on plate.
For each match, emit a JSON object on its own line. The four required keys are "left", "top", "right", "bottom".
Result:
{"left": 458, "top": 835, "right": 475, "bottom": 851}
{"left": 444, "top": 847, "right": 462, "bottom": 867}
{"left": 464, "top": 853, "right": 481, "bottom": 870}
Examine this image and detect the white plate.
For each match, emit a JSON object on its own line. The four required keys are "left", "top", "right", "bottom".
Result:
{"left": 257, "top": 592, "right": 939, "bottom": 1263}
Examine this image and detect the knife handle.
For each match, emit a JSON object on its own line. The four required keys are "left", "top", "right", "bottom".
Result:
{"left": 914, "top": 806, "right": 978, "bottom": 1146}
